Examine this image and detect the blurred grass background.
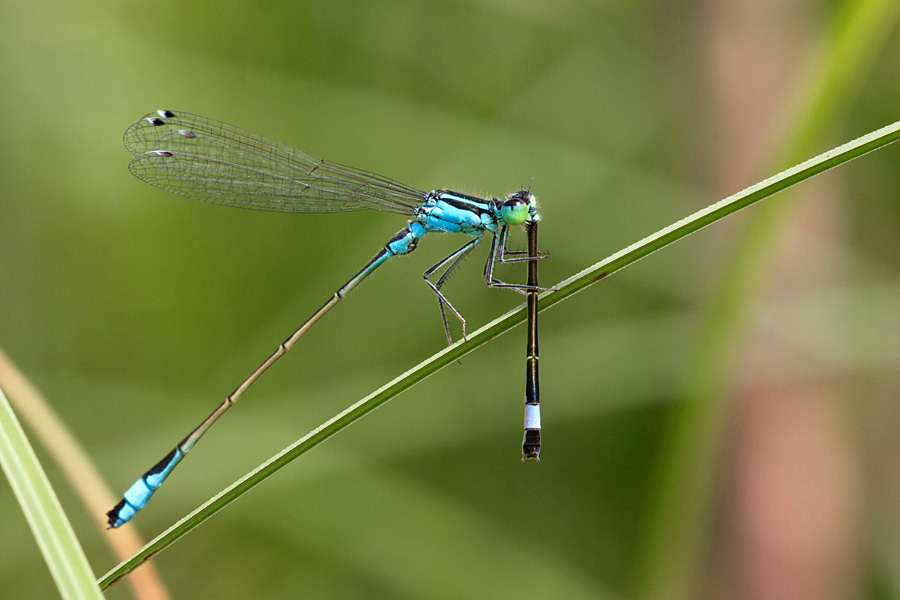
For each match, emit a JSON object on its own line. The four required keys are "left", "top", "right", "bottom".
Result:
{"left": 2, "top": 0, "right": 900, "bottom": 598}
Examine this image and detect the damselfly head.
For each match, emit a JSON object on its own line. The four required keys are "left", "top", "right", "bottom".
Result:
{"left": 501, "top": 190, "right": 538, "bottom": 225}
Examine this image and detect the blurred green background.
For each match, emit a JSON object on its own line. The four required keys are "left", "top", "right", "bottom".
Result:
{"left": 2, "top": 0, "right": 900, "bottom": 598}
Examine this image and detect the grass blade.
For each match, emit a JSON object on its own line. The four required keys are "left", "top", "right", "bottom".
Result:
{"left": 0, "top": 385, "right": 103, "bottom": 599}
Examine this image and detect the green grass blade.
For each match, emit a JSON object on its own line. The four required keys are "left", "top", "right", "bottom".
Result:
{"left": 0, "top": 347, "right": 171, "bottom": 598}
{"left": 99, "top": 118, "right": 900, "bottom": 587}
{"left": 0, "top": 386, "right": 103, "bottom": 599}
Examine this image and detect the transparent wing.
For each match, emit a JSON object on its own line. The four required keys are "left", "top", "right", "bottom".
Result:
{"left": 123, "top": 110, "right": 426, "bottom": 214}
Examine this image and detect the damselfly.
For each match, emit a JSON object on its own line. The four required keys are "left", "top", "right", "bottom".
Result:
{"left": 107, "top": 110, "right": 546, "bottom": 528}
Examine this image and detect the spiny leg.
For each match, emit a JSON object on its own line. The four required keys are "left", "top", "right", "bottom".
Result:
{"left": 423, "top": 236, "right": 482, "bottom": 344}
{"left": 483, "top": 226, "right": 547, "bottom": 292}
{"left": 497, "top": 224, "right": 550, "bottom": 263}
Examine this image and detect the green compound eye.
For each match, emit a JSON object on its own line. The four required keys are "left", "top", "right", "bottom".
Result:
{"left": 501, "top": 199, "right": 529, "bottom": 225}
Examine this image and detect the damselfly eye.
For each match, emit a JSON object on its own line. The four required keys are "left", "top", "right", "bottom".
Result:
{"left": 501, "top": 198, "right": 529, "bottom": 225}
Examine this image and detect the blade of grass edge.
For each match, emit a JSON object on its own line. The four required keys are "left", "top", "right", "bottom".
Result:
{"left": 0, "top": 347, "right": 171, "bottom": 600}
{"left": 0, "top": 385, "right": 103, "bottom": 599}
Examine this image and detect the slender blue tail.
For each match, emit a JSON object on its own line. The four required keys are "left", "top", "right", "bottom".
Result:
{"left": 106, "top": 448, "right": 184, "bottom": 527}
{"left": 105, "top": 225, "right": 427, "bottom": 528}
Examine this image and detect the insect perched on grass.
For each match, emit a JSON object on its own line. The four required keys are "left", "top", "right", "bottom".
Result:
{"left": 108, "top": 110, "right": 546, "bottom": 527}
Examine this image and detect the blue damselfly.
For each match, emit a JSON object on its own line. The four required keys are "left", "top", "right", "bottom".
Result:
{"left": 108, "top": 110, "right": 545, "bottom": 527}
